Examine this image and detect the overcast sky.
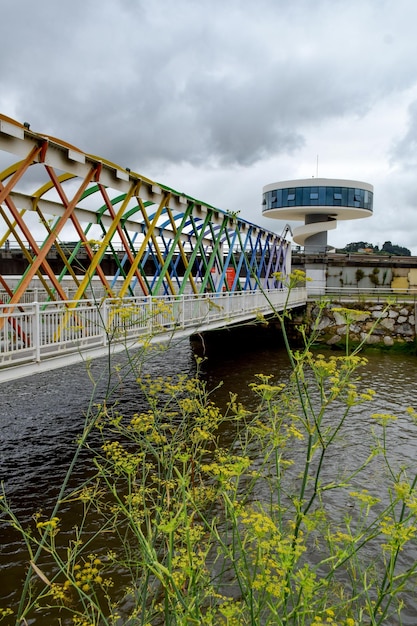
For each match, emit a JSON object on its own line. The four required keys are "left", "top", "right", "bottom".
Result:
{"left": 2, "top": 0, "right": 417, "bottom": 253}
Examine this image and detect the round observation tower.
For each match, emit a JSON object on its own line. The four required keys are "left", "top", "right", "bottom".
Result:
{"left": 262, "top": 178, "right": 373, "bottom": 253}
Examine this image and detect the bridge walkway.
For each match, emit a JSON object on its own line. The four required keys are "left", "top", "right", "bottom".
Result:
{"left": 0, "top": 288, "right": 307, "bottom": 382}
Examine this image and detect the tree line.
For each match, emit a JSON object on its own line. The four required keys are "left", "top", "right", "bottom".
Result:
{"left": 340, "top": 241, "right": 411, "bottom": 256}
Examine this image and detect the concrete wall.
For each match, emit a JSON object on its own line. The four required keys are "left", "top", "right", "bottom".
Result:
{"left": 326, "top": 265, "right": 393, "bottom": 290}
{"left": 326, "top": 265, "right": 417, "bottom": 291}
{"left": 293, "top": 253, "right": 417, "bottom": 294}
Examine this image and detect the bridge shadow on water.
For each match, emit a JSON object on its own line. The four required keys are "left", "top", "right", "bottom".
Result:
{"left": 190, "top": 320, "right": 296, "bottom": 412}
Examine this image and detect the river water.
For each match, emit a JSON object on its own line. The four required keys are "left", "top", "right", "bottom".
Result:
{"left": 1, "top": 327, "right": 417, "bottom": 624}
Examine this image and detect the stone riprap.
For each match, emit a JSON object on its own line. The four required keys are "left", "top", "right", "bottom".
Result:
{"left": 307, "top": 302, "right": 416, "bottom": 347}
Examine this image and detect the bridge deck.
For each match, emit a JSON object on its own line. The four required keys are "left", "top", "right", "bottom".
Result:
{"left": 0, "top": 288, "right": 307, "bottom": 382}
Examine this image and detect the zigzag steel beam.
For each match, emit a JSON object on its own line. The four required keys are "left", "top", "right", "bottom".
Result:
{"left": 167, "top": 207, "right": 199, "bottom": 295}
{"left": 0, "top": 144, "right": 46, "bottom": 205}
{"left": 41, "top": 167, "right": 114, "bottom": 298}
{"left": 0, "top": 205, "right": 58, "bottom": 301}
{"left": 220, "top": 228, "right": 241, "bottom": 291}
{"left": 138, "top": 204, "right": 176, "bottom": 295}
{"left": 0, "top": 122, "right": 210, "bottom": 221}
{"left": 0, "top": 119, "right": 282, "bottom": 252}
{"left": 152, "top": 204, "right": 197, "bottom": 295}
{"left": 229, "top": 225, "right": 254, "bottom": 288}
{"left": 118, "top": 194, "right": 170, "bottom": 298}
{"left": 0, "top": 183, "right": 72, "bottom": 306}
{"left": 35, "top": 208, "right": 83, "bottom": 294}
{"left": 7, "top": 192, "right": 215, "bottom": 248}
{"left": 70, "top": 181, "right": 142, "bottom": 302}
{"left": 0, "top": 117, "right": 291, "bottom": 304}
{"left": 3, "top": 163, "right": 101, "bottom": 308}
{"left": 96, "top": 184, "right": 147, "bottom": 295}
{"left": 177, "top": 213, "right": 213, "bottom": 293}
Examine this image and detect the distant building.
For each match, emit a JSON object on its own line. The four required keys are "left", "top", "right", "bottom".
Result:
{"left": 262, "top": 178, "right": 374, "bottom": 253}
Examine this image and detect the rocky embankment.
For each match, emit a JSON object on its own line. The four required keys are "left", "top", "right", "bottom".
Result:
{"left": 307, "top": 301, "right": 416, "bottom": 348}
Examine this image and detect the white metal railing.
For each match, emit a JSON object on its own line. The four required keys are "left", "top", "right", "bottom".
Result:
{"left": 307, "top": 287, "right": 417, "bottom": 302}
{"left": 0, "top": 288, "right": 306, "bottom": 370}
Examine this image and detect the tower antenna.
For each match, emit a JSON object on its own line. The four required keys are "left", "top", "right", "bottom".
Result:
{"left": 316, "top": 154, "right": 319, "bottom": 178}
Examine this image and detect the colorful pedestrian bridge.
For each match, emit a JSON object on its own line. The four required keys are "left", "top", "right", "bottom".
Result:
{"left": 0, "top": 114, "right": 306, "bottom": 381}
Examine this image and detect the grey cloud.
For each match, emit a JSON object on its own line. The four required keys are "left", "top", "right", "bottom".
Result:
{"left": 3, "top": 0, "right": 417, "bottom": 256}
{"left": 390, "top": 100, "right": 417, "bottom": 169}
{"left": 7, "top": 0, "right": 417, "bottom": 171}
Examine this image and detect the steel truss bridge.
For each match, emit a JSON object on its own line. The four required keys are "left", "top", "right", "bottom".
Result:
{"left": 0, "top": 114, "right": 305, "bottom": 380}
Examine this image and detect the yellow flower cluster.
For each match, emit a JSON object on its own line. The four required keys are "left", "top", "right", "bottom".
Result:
{"left": 129, "top": 410, "right": 154, "bottom": 432}
{"left": 393, "top": 481, "right": 417, "bottom": 515}
{"left": 380, "top": 516, "right": 417, "bottom": 552}
{"left": 312, "top": 354, "right": 367, "bottom": 378}
{"left": 101, "top": 440, "right": 144, "bottom": 474}
{"left": 349, "top": 490, "right": 381, "bottom": 514}
{"left": 36, "top": 516, "right": 60, "bottom": 535}
{"left": 239, "top": 506, "right": 307, "bottom": 600}
{"left": 406, "top": 406, "right": 417, "bottom": 422}
{"left": 170, "top": 524, "right": 208, "bottom": 589}
{"left": 241, "top": 509, "right": 278, "bottom": 536}
{"left": 201, "top": 452, "right": 251, "bottom": 481}
{"left": 218, "top": 599, "right": 246, "bottom": 625}
{"left": 124, "top": 487, "right": 149, "bottom": 524}
{"left": 312, "top": 610, "right": 357, "bottom": 625}
{"left": 250, "top": 378, "right": 286, "bottom": 401}
{"left": 328, "top": 528, "right": 353, "bottom": 546}
{"left": 149, "top": 300, "right": 175, "bottom": 328}
{"left": 273, "top": 269, "right": 311, "bottom": 286}
{"left": 73, "top": 554, "right": 105, "bottom": 592}
{"left": 332, "top": 306, "right": 369, "bottom": 319}
{"left": 285, "top": 423, "right": 304, "bottom": 440}
{"left": 46, "top": 556, "right": 109, "bottom": 606}
{"left": 72, "top": 616, "right": 96, "bottom": 626}
{"left": 128, "top": 411, "right": 167, "bottom": 444}
{"left": 49, "top": 581, "right": 72, "bottom": 602}
{"left": 301, "top": 353, "right": 374, "bottom": 408}
{"left": 371, "top": 412, "right": 398, "bottom": 426}
{"left": 107, "top": 300, "right": 146, "bottom": 334}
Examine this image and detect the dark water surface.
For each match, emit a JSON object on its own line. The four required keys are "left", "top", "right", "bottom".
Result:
{"left": 1, "top": 331, "right": 417, "bottom": 624}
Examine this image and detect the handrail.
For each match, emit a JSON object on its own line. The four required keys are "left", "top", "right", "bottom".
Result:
{"left": 307, "top": 287, "right": 417, "bottom": 303}
{"left": 0, "top": 289, "right": 307, "bottom": 378}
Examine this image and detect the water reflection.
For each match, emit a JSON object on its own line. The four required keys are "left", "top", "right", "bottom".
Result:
{"left": 1, "top": 330, "right": 417, "bottom": 623}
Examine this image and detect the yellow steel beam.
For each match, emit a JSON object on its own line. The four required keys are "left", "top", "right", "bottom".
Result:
{"left": 118, "top": 194, "right": 170, "bottom": 299}
{"left": 138, "top": 203, "right": 176, "bottom": 295}
{"left": 69, "top": 180, "right": 142, "bottom": 302}
{"left": 0, "top": 205, "right": 58, "bottom": 301}
{"left": 4, "top": 163, "right": 100, "bottom": 308}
